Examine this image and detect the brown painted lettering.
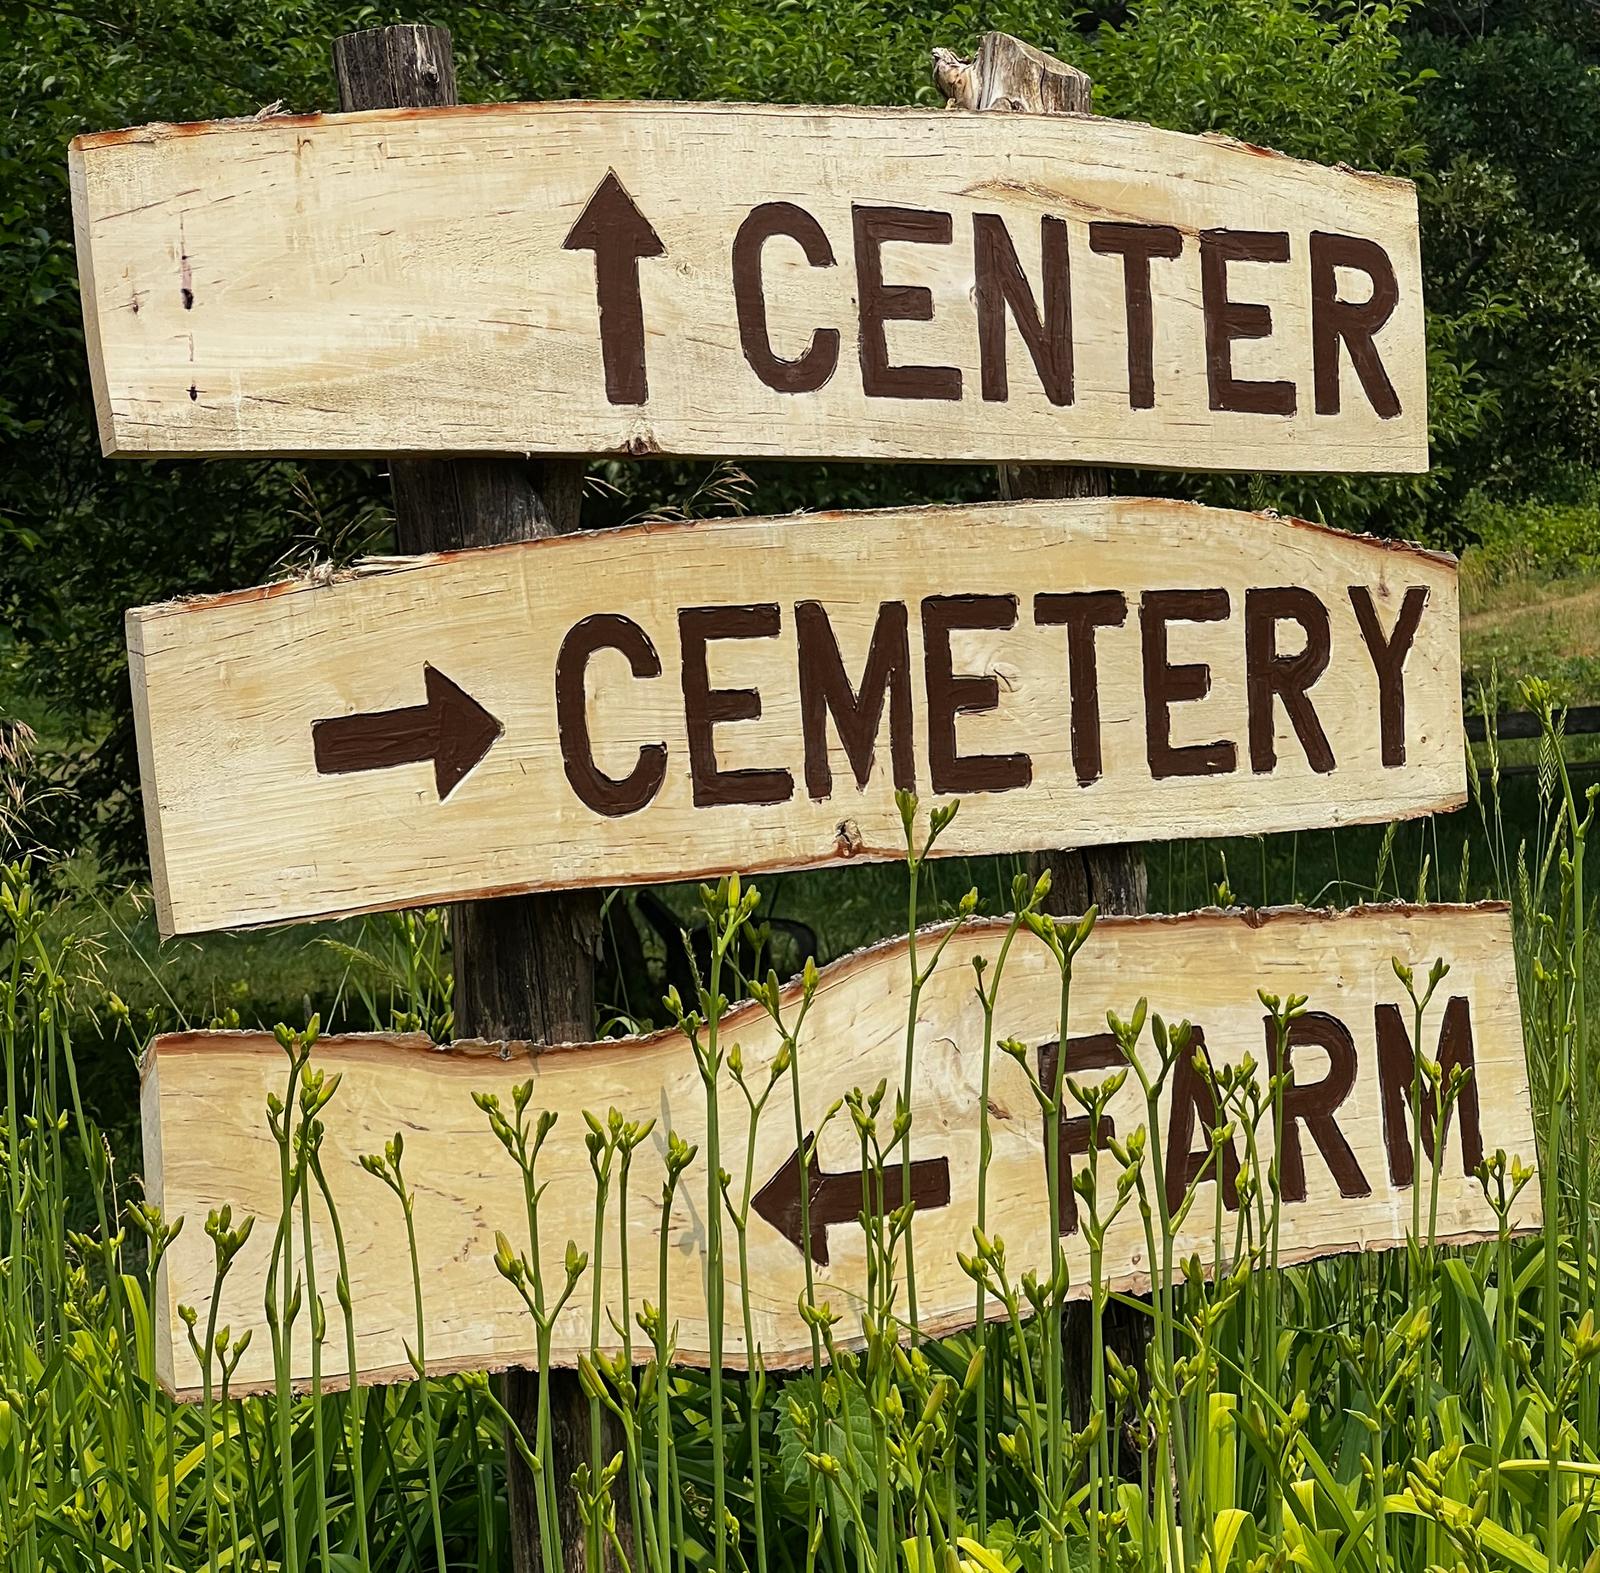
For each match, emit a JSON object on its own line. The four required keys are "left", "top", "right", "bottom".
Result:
{"left": 1348, "top": 585, "right": 1428, "bottom": 767}
{"left": 554, "top": 614, "right": 668, "bottom": 817}
{"left": 853, "top": 206, "right": 961, "bottom": 400}
{"left": 1039, "top": 1033, "right": 1122, "bottom": 1235}
{"left": 1034, "top": 590, "right": 1127, "bottom": 785}
{"left": 1165, "top": 1027, "right": 1241, "bottom": 1214}
{"left": 973, "top": 213, "right": 1072, "bottom": 405}
{"left": 922, "top": 594, "right": 1031, "bottom": 794}
{"left": 1245, "top": 587, "right": 1335, "bottom": 775}
{"left": 1201, "top": 229, "right": 1296, "bottom": 416}
{"left": 1310, "top": 232, "right": 1401, "bottom": 418}
{"left": 1266, "top": 1011, "right": 1371, "bottom": 1202}
{"left": 796, "top": 600, "right": 915, "bottom": 799}
{"left": 679, "top": 604, "right": 795, "bottom": 809}
{"left": 1141, "top": 589, "right": 1237, "bottom": 779}
{"left": 732, "top": 202, "right": 840, "bottom": 394}
{"left": 1088, "top": 222, "right": 1184, "bottom": 409}
{"left": 1377, "top": 996, "right": 1484, "bottom": 1187}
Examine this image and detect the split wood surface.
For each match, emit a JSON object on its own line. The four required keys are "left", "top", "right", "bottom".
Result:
{"left": 127, "top": 497, "right": 1464, "bottom": 935}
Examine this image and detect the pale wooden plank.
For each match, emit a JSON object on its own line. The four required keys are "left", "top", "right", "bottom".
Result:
{"left": 143, "top": 902, "right": 1536, "bottom": 1398}
{"left": 123, "top": 630, "right": 176, "bottom": 931}
{"left": 68, "top": 152, "right": 117, "bottom": 447}
{"left": 70, "top": 101, "right": 1426, "bottom": 470}
{"left": 127, "top": 497, "right": 1465, "bottom": 936}
{"left": 139, "top": 1046, "right": 175, "bottom": 1395}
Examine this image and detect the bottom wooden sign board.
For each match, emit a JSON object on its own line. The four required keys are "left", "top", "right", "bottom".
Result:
{"left": 143, "top": 902, "right": 1536, "bottom": 1399}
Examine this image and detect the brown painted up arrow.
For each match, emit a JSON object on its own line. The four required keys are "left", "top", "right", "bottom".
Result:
{"left": 311, "top": 664, "right": 502, "bottom": 801}
{"left": 561, "top": 169, "right": 667, "bottom": 406}
{"left": 753, "top": 1133, "right": 952, "bottom": 1267}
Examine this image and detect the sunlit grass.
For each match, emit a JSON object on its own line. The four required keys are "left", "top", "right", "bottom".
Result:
{"left": 0, "top": 688, "right": 1596, "bottom": 1571}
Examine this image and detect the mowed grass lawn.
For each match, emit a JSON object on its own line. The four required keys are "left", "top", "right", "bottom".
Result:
{"left": 1461, "top": 549, "right": 1600, "bottom": 704}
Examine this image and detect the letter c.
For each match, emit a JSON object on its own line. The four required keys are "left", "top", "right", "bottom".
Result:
{"left": 732, "top": 202, "right": 840, "bottom": 393}
{"left": 555, "top": 614, "right": 668, "bottom": 816}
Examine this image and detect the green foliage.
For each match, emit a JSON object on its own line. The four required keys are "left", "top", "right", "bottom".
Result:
{"left": 1404, "top": 3, "right": 1600, "bottom": 521}
{"left": 1461, "top": 491, "right": 1600, "bottom": 592}
{"left": 1455, "top": 489, "right": 1600, "bottom": 703}
{"left": 2, "top": 724, "right": 1599, "bottom": 1571}
{"left": 11, "top": 0, "right": 1594, "bottom": 866}
{"left": 1079, "top": 0, "right": 1421, "bottom": 167}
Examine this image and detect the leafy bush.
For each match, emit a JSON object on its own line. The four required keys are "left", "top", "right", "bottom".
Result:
{"left": 13, "top": 0, "right": 1599, "bottom": 866}
{"left": 1459, "top": 492, "right": 1600, "bottom": 594}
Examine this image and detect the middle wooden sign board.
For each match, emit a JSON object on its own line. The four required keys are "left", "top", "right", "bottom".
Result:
{"left": 129, "top": 497, "right": 1464, "bottom": 935}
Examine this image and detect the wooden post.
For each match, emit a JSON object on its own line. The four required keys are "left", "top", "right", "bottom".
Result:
{"left": 934, "top": 32, "right": 1147, "bottom": 922}
{"left": 331, "top": 25, "right": 623, "bottom": 1573}
{"left": 935, "top": 30, "right": 1149, "bottom": 1435}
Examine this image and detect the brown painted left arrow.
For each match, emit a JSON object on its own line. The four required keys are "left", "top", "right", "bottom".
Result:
{"left": 753, "top": 1133, "right": 952, "bottom": 1267}
{"left": 311, "top": 664, "right": 501, "bottom": 800}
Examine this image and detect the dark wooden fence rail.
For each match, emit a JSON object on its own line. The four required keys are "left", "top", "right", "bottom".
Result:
{"left": 1465, "top": 706, "right": 1600, "bottom": 744}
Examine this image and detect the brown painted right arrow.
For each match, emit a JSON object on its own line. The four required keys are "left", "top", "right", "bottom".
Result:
{"left": 311, "top": 664, "right": 502, "bottom": 801}
{"left": 562, "top": 169, "right": 667, "bottom": 406}
{"left": 753, "top": 1133, "right": 952, "bottom": 1267}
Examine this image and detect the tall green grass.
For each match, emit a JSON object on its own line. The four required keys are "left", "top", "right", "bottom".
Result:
{"left": 0, "top": 684, "right": 1596, "bottom": 1573}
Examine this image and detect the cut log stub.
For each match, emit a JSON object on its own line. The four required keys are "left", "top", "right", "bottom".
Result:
{"left": 933, "top": 32, "right": 1092, "bottom": 115}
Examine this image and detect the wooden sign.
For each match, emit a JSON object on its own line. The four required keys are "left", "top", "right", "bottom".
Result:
{"left": 128, "top": 498, "right": 1465, "bottom": 936}
{"left": 71, "top": 101, "right": 1425, "bottom": 471}
{"left": 143, "top": 902, "right": 1535, "bottom": 1398}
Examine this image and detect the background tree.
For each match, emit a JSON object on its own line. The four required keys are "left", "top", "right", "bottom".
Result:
{"left": 5, "top": 0, "right": 1597, "bottom": 869}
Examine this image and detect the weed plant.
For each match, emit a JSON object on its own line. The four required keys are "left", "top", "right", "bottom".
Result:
{"left": 0, "top": 683, "right": 1596, "bottom": 1573}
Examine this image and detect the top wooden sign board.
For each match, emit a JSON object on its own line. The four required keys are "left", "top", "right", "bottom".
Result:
{"left": 71, "top": 101, "right": 1425, "bottom": 471}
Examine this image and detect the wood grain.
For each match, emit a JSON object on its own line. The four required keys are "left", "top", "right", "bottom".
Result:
{"left": 142, "top": 902, "right": 1536, "bottom": 1398}
{"left": 70, "top": 100, "right": 1425, "bottom": 471}
{"left": 127, "top": 497, "right": 1465, "bottom": 937}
